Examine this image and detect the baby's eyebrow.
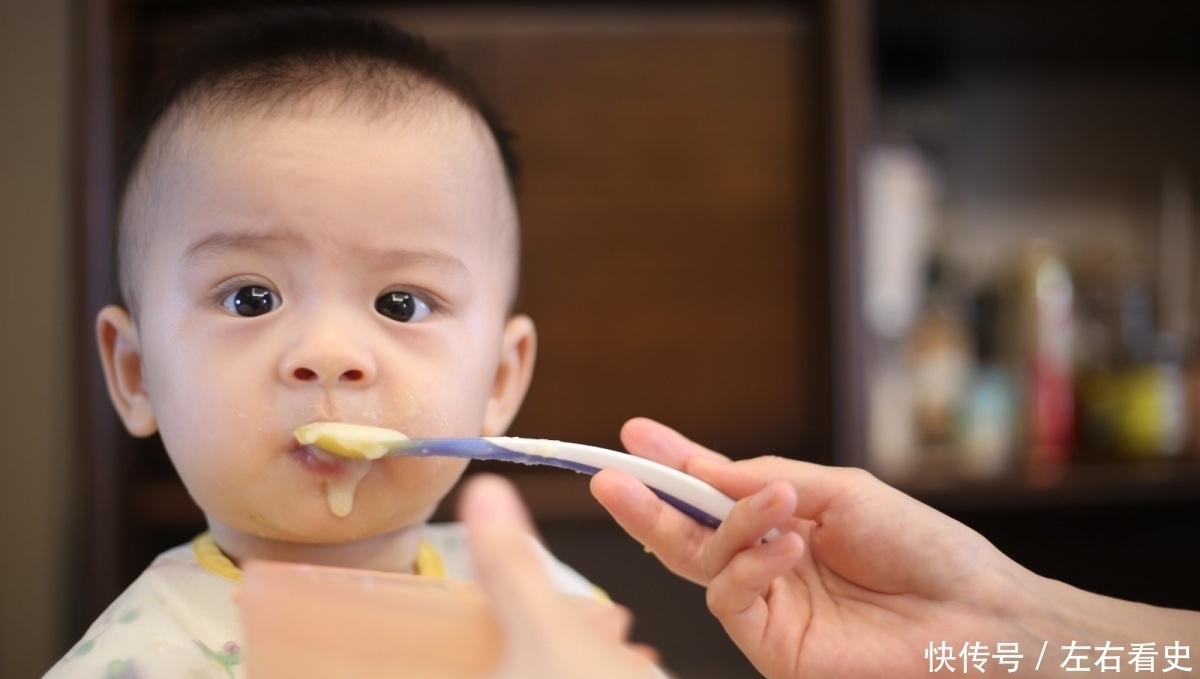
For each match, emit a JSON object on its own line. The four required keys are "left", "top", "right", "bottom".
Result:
{"left": 182, "top": 230, "right": 472, "bottom": 279}
{"left": 183, "top": 231, "right": 303, "bottom": 261}
{"left": 363, "top": 247, "right": 472, "bottom": 282}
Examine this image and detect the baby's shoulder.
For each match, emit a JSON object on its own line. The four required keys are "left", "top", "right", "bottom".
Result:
{"left": 43, "top": 543, "right": 245, "bottom": 679}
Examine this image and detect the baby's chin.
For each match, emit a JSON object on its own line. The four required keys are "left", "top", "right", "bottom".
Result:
{"left": 201, "top": 457, "right": 467, "bottom": 547}
{"left": 214, "top": 502, "right": 439, "bottom": 552}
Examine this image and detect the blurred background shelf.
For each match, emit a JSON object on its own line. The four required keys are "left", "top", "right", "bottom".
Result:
{"left": 857, "top": 0, "right": 1200, "bottom": 487}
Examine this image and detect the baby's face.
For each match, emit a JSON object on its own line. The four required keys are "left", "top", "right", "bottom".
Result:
{"left": 125, "top": 100, "right": 525, "bottom": 543}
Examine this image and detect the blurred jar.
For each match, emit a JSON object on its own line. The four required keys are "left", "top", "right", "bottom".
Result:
{"left": 1116, "top": 365, "right": 1186, "bottom": 457}
{"left": 1115, "top": 335, "right": 1187, "bottom": 458}
{"left": 1075, "top": 277, "right": 1188, "bottom": 460}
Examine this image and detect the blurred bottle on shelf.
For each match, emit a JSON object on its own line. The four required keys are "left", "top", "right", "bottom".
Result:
{"left": 1112, "top": 281, "right": 1188, "bottom": 459}
{"left": 862, "top": 139, "right": 941, "bottom": 480}
{"left": 909, "top": 256, "right": 971, "bottom": 448}
{"left": 1153, "top": 166, "right": 1194, "bottom": 460}
{"left": 958, "top": 289, "right": 1016, "bottom": 479}
{"left": 1115, "top": 344, "right": 1187, "bottom": 458}
{"left": 1072, "top": 251, "right": 1123, "bottom": 461}
{"left": 1016, "top": 243, "right": 1076, "bottom": 472}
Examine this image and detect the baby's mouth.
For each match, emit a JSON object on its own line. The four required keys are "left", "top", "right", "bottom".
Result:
{"left": 291, "top": 442, "right": 351, "bottom": 478}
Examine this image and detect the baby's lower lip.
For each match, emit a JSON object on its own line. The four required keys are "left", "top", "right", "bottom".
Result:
{"left": 291, "top": 444, "right": 352, "bottom": 477}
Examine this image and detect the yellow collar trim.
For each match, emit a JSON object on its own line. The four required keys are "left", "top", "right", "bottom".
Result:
{"left": 192, "top": 533, "right": 242, "bottom": 582}
{"left": 414, "top": 538, "right": 446, "bottom": 578}
{"left": 191, "top": 531, "right": 447, "bottom": 582}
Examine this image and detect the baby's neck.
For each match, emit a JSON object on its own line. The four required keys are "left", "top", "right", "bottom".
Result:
{"left": 206, "top": 521, "right": 425, "bottom": 575}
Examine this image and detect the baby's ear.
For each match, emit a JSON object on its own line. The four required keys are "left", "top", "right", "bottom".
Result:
{"left": 482, "top": 314, "right": 536, "bottom": 437}
{"left": 96, "top": 305, "right": 157, "bottom": 437}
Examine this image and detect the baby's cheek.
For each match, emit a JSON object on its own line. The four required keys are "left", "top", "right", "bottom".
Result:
{"left": 169, "top": 437, "right": 259, "bottom": 504}
{"left": 389, "top": 456, "right": 468, "bottom": 484}
{"left": 385, "top": 394, "right": 477, "bottom": 439}
{"left": 334, "top": 457, "right": 463, "bottom": 529}
{"left": 380, "top": 457, "right": 469, "bottom": 504}
{"left": 382, "top": 360, "right": 498, "bottom": 438}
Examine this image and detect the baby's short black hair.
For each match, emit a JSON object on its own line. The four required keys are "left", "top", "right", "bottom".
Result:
{"left": 116, "top": 8, "right": 519, "bottom": 311}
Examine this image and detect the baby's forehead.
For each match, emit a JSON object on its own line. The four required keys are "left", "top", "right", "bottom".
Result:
{"left": 166, "top": 82, "right": 478, "bottom": 153}
{"left": 123, "top": 89, "right": 521, "bottom": 308}
{"left": 158, "top": 89, "right": 515, "bottom": 232}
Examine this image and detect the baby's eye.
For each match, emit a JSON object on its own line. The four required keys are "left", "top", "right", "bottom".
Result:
{"left": 221, "top": 285, "right": 280, "bottom": 317}
{"left": 375, "top": 291, "right": 432, "bottom": 323}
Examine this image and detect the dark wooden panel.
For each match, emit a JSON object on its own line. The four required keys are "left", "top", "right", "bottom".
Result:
{"left": 429, "top": 18, "right": 833, "bottom": 460}
{"left": 824, "top": 0, "right": 872, "bottom": 467}
{"left": 75, "top": 0, "right": 131, "bottom": 633}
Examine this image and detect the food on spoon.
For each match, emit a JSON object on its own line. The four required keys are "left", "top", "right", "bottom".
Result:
{"left": 294, "top": 422, "right": 409, "bottom": 460}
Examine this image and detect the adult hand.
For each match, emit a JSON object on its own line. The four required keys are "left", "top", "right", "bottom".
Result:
{"left": 592, "top": 418, "right": 1190, "bottom": 679}
{"left": 460, "top": 474, "right": 663, "bottom": 679}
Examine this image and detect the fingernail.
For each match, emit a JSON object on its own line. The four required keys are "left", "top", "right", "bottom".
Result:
{"left": 763, "top": 534, "right": 794, "bottom": 556}
{"left": 750, "top": 486, "right": 774, "bottom": 510}
{"left": 462, "top": 475, "right": 519, "bottom": 524}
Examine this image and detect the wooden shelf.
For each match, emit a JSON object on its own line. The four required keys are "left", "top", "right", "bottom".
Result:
{"left": 899, "top": 459, "right": 1200, "bottom": 512}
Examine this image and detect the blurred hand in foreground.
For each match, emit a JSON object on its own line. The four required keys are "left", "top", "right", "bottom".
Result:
{"left": 460, "top": 474, "right": 663, "bottom": 679}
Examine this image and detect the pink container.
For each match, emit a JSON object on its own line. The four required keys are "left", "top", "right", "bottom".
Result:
{"left": 240, "top": 560, "right": 501, "bottom": 678}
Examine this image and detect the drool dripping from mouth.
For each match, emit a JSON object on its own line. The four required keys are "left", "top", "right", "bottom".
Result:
{"left": 323, "top": 458, "right": 373, "bottom": 518}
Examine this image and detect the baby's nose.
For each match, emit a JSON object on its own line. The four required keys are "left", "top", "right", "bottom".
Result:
{"left": 290, "top": 365, "right": 365, "bottom": 383}
{"left": 280, "top": 324, "right": 376, "bottom": 387}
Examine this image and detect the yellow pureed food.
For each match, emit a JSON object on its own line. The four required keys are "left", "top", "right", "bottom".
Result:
{"left": 294, "top": 422, "right": 409, "bottom": 517}
{"left": 294, "top": 422, "right": 409, "bottom": 460}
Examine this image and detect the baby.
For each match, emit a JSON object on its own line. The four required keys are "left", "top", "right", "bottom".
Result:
{"left": 47, "top": 10, "right": 602, "bottom": 678}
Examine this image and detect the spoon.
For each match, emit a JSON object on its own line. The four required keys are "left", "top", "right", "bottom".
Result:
{"left": 295, "top": 422, "right": 775, "bottom": 536}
